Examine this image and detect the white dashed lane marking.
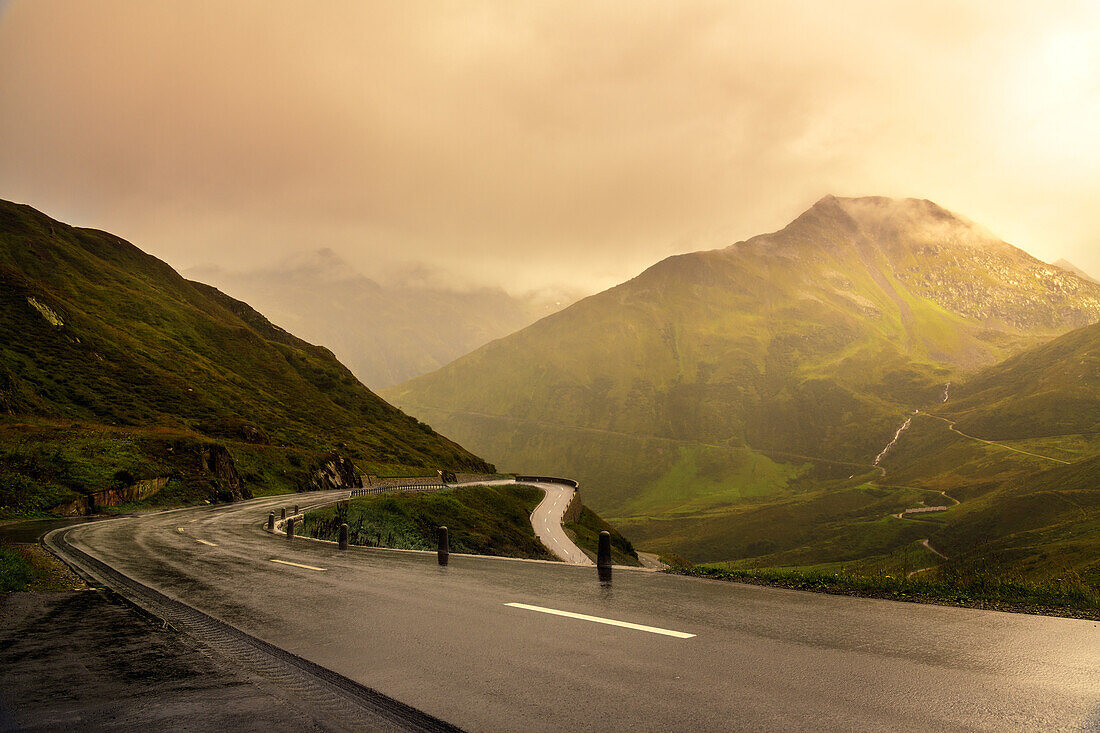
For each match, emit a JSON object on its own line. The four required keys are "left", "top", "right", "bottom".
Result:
{"left": 505, "top": 603, "right": 695, "bottom": 638}
{"left": 270, "top": 559, "right": 326, "bottom": 571}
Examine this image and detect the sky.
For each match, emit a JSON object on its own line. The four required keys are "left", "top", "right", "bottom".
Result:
{"left": 1, "top": 1, "right": 1098, "bottom": 294}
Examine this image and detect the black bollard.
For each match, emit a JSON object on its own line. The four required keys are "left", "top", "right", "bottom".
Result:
{"left": 287, "top": 517, "right": 295, "bottom": 539}
{"left": 339, "top": 523, "right": 349, "bottom": 550}
{"left": 597, "top": 530, "right": 612, "bottom": 568}
{"left": 437, "top": 526, "right": 449, "bottom": 566}
{"left": 294, "top": 504, "right": 299, "bottom": 516}
{"left": 268, "top": 512, "right": 275, "bottom": 531}
{"left": 281, "top": 507, "right": 286, "bottom": 520}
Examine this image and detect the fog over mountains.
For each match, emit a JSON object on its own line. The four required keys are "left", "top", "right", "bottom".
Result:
{"left": 188, "top": 250, "right": 577, "bottom": 389}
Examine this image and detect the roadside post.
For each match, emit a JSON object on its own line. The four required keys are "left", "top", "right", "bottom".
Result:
{"left": 598, "top": 530, "right": 612, "bottom": 582}
{"left": 438, "top": 526, "right": 449, "bottom": 566}
{"left": 267, "top": 512, "right": 275, "bottom": 531}
{"left": 339, "top": 523, "right": 349, "bottom": 550}
{"left": 287, "top": 518, "right": 295, "bottom": 539}
{"left": 281, "top": 507, "right": 286, "bottom": 520}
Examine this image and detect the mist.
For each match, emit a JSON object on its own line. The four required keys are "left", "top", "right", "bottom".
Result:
{"left": 1, "top": 0, "right": 1098, "bottom": 293}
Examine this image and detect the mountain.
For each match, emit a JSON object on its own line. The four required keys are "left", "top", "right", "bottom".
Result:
{"left": 188, "top": 251, "right": 575, "bottom": 389}
{"left": 0, "top": 199, "right": 491, "bottom": 516}
{"left": 384, "top": 196, "right": 1100, "bottom": 563}
{"left": 1053, "top": 258, "right": 1099, "bottom": 285}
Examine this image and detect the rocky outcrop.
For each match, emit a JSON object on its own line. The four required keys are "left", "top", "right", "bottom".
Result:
{"left": 563, "top": 490, "right": 583, "bottom": 523}
{"left": 199, "top": 443, "right": 250, "bottom": 502}
{"left": 303, "top": 453, "right": 363, "bottom": 491}
{"left": 53, "top": 476, "right": 171, "bottom": 516}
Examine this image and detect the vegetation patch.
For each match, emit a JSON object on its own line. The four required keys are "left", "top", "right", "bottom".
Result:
{"left": 0, "top": 542, "right": 86, "bottom": 593}
{"left": 563, "top": 506, "right": 640, "bottom": 566}
{"left": 300, "top": 484, "right": 555, "bottom": 560}
{"left": 670, "top": 564, "right": 1100, "bottom": 620}
{"left": 0, "top": 544, "right": 38, "bottom": 593}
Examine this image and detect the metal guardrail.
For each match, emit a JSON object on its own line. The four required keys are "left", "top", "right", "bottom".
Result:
{"left": 350, "top": 483, "right": 447, "bottom": 498}
{"left": 513, "top": 475, "right": 579, "bottom": 488}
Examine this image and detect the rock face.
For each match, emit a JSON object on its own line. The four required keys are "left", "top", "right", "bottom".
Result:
{"left": 53, "top": 476, "right": 171, "bottom": 516}
{"left": 303, "top": 453, "right": 363, "bottom": 491}
{"left": 198, "top": 443, "right": 250, "bottom": 502}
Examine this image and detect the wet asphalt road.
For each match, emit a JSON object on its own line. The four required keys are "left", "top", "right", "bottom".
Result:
{"left": 58, "top": 492, "right": 1100, "bottom": 732}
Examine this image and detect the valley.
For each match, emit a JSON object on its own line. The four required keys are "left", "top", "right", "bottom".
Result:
{"left": 387, "top": 197, "right": 1100, "bottom": 583}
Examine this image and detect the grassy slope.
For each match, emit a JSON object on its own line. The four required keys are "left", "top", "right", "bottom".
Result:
{"left": 385, "top": 197, "right": 1100, "bottom": 569}
{"left": 0, "top": 544, "right": 36, "bottom": 592}
{"left": 563, "top": 506, "right": 640, "bottom": 566}
{"left": 0, "top": 199, "right": 491, "bottom": 516}
{"left": 300, "top": 484, "right": 554, "bottom": 560}
{"left": 681, "top": 323, "right": 1100, "bottom": 583}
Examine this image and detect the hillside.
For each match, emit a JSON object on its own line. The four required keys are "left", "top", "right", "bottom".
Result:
{"left": 0, "top": 199, "right": 491, "bottom": 516}
{"left": 937, "top": 320, "right": 1100, "bottom": 439}
{"left": 384, "top": 196, "right": 1100, "bottom": 565}
{"left": 189, "top": 252, "right": 574, "bottom": 388}
{"left": 522, "top": 324, "right": 1100, "bottom": 581}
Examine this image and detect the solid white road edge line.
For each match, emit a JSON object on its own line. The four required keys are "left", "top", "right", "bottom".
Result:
{"left": 270, "top": 559, "right": 326, "bottom": 571}
{"left": 195, "top": 539, "right": 217, "bottom": 546}
{"left": 505, "top": 602, "right": 695, "bottom": 638}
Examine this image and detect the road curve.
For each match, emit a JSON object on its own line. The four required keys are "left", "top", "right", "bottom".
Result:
{"left": 432, "top": 478, "right": 590, "bottom": 564}
{"left": 49, "top": 494, "right": 1100, "bottom": 732}
{"left": 526, "top": 482, "right": 591, "bottom": 565}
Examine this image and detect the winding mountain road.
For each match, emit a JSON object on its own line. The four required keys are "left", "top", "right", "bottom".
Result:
{"left": 526, "top": 482, "right": 591, "bottom": 565}
{"left": 44, "top": 492, "right": 1100, "bottom": 732}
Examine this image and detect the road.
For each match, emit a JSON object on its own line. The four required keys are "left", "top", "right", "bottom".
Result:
{"left": 525, "top": 482, "right": 591, "bottom": 564}
{"left": 50, "top": 493, "right": 1100, "bottom": 732}
{"left": 920, "top": 412, "right": 1072, "bottom": 464}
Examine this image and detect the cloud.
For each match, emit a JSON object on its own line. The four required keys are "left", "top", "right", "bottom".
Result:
{"left": 1, "top": 0, "right": 1098, "bottom": 292}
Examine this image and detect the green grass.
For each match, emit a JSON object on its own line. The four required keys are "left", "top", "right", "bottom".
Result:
{"left": 300, "top": 484, "right": 555, "bottom": 560}
{"left": 0, "top": 544, "right": 38, "bottom": 593}
{"left": 563, "top": 506, "right": 641, "bottom": 566}
{"left": 617, "top": 445, "right": 802, "bottom": 518}
{"left": 671, "top": 563, "right": 1099, "bottom": 617}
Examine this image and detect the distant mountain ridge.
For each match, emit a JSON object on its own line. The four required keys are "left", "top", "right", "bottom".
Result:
{"left": 385, "top": 195, "right": 1100, "bottom": 562}
{"left": 189, "top": 251, "right": 576, "bottom": 389}
{"left": 1053, "top": 258, "right": 1099, "bottom": 285}
{"left": 0, "top": 199, "right": 490, "bottom": 515}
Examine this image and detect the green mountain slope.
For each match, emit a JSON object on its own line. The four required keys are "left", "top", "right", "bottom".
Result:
{"left": 0, "top": 199, "right": 491, "bottom": 516}
{"left": 590, "top": 321, "right": 1100, "bottom": 581}
{"left": 384, "top": 196, "right": 1100, "bottom": 562}
{"left": 862, "top": 321, "right": 1100, "bottom": 580}
{"left": 938, "top": 321, "right": 1100, "bottom": 439}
